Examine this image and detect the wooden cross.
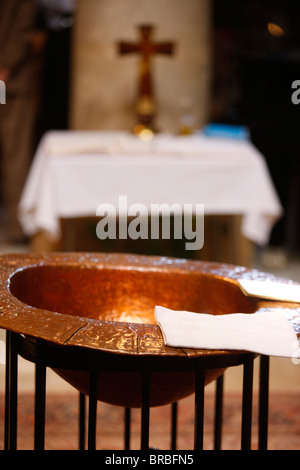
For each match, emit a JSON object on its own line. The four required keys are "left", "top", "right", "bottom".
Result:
{"left": 118, "top": 24, "right": 175, "bottom": 130}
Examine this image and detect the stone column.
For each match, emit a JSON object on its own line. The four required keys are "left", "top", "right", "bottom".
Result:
{"left": 70, "top": 0, "right": 212, "bottom": 133}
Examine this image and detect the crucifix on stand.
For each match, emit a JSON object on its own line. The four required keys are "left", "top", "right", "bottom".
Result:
{"left": 118, "top": 25, "right": 175, "bottom": 133}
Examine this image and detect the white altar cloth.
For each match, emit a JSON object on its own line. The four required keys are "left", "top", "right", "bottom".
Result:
{"left": 18, "top": 130, "right": 283, "bottom": 245}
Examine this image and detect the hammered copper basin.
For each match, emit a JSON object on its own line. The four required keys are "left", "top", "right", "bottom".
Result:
{"left": 9, "top": 264, "right": 257, "bottom": 324}
{"left": 0, "top": 253, "right": 264, "bottom": 407}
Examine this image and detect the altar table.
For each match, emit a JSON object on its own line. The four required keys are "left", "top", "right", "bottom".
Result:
{"left": 18, "top": 130, "right": 282, "bottom": 254}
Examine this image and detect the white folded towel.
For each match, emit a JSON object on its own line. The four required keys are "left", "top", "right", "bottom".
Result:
{"left": 154, "top": 306, "right": 300, "bottom": 358}
{"left": 238, "top": 279, "right": 300, "bottom": 303}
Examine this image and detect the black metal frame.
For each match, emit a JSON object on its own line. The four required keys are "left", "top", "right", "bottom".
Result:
{"left": 4, "top": 330, "right": 269, "bottom": 451}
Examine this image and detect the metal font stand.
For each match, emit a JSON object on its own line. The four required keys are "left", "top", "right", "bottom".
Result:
{"left": 4, "top": 331, "right": 269, "bottom": 451}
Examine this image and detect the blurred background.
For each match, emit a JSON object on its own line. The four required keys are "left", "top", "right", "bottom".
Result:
{"left": 0, "top": 0, "right": 299, "bottom": 260}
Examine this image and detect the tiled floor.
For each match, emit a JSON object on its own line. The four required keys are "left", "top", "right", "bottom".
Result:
{"left": 0, "top": 241, "right": 300, "bottom": 395}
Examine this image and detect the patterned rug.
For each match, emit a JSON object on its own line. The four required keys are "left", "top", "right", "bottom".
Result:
{"left": 0, "top": 391, "right": 300, "bottom": 450}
